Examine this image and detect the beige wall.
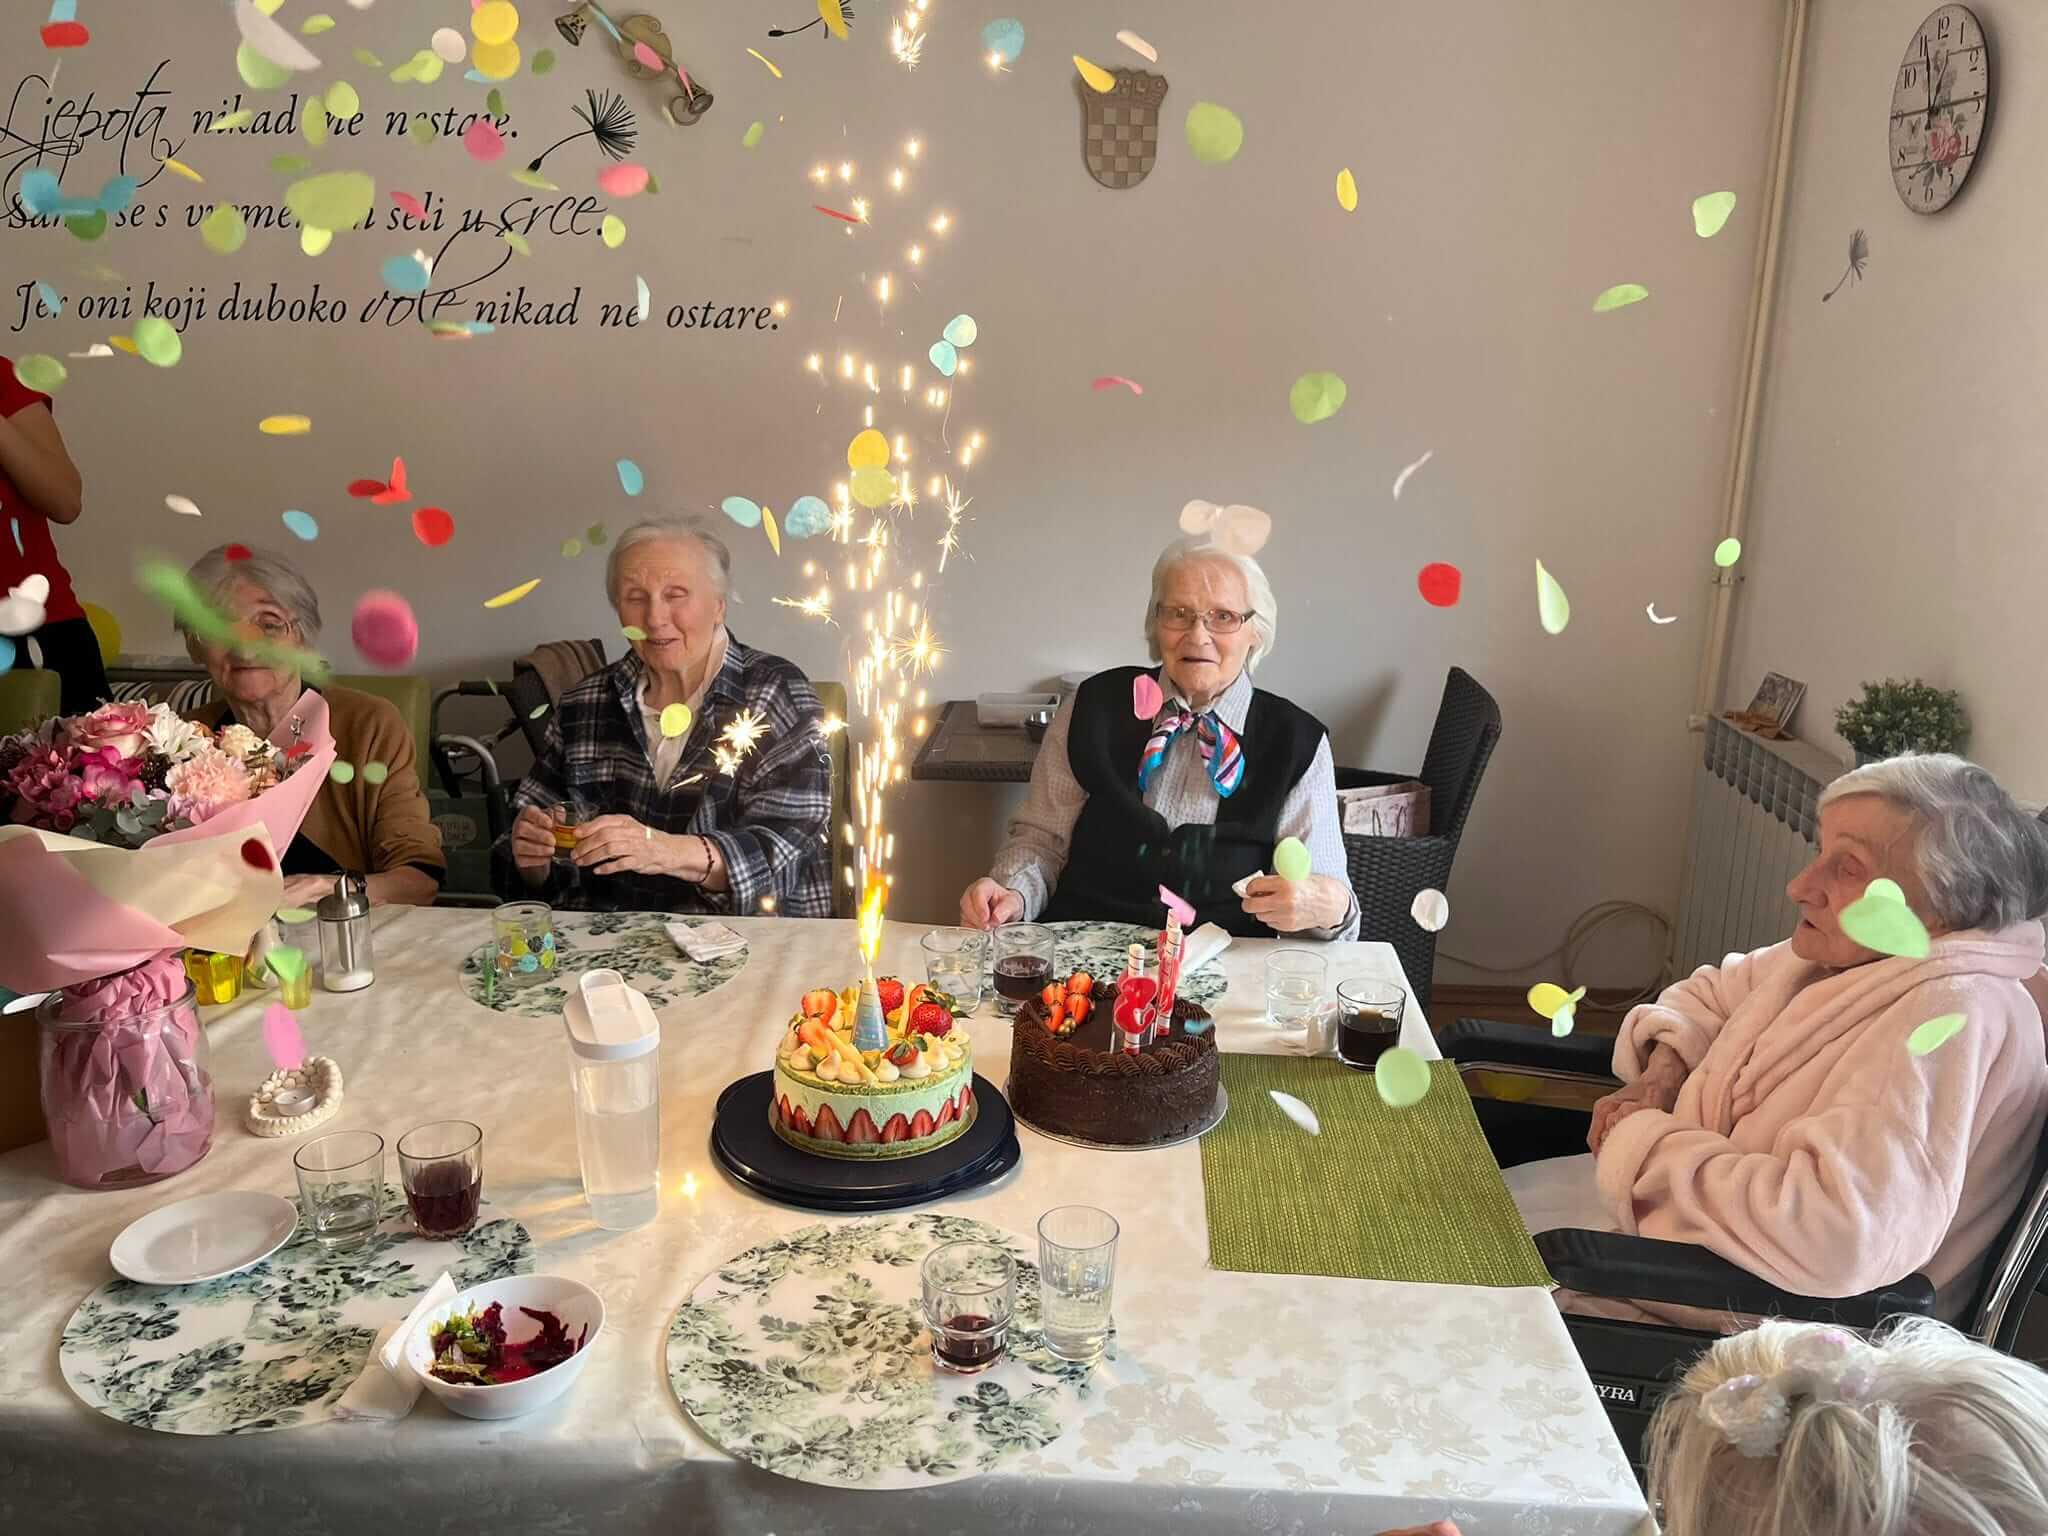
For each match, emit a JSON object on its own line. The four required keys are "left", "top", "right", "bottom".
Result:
{"left": 10, "top": 3, "right": 1786, "bottom": 976}
{"left": 1726, "top": 2, "right": 2042, "bottom": 798}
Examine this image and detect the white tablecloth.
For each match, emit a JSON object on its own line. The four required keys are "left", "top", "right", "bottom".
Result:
{"left": 0, "top": 909, "right": 1647, "bottom": 1535}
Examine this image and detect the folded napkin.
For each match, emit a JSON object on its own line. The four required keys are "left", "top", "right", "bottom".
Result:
{"left": 1231, "top": 871, "right": 1265, "bottom": 898}
{"left": 1181, "top": 922, "right": 1232, "bottom": 975}
{"left": 666, "top": 920, "right": 746, "bottom": 962}
{"left": 332, "top": 1269, "right": 455, "bottom": 1420}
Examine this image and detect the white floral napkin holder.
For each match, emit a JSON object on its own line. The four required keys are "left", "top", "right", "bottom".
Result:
{"left": 244, "top": 1056, "right": 344, "bottom": 1137}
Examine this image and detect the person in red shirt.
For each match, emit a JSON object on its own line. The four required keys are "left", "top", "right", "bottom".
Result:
{"left": 0, "top": 355, "right": 106, "bottom": 714}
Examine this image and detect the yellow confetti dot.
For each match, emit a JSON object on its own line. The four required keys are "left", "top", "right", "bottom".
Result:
{"left": 747, "top": 47, "right": 783, "bottom": 79}
{"left": 259, "top": 415, "right": 312, "bottom": 435}
{"left": 1074, "top": 55, "right": 1115, "bottom": 93}
{"left": 472, "top": 39, "right": 521, "bottom": 80}
{"left": 763, "top": 506, "right": 782, "bottom": 556}
{"left": 109, "top": 336, "right": 139, "bottom": 356}
{"left": 164, "top": 158, "right": 204, "bottom": 183}
{"left": 1336, "top": 167, "right": 1358, "bottom": 212}
{"left": 1526, "top": 982, "right": 1586, "bottom": 1019}
{"left": 660, "top": 703, "right": 692, "bottom": 739}
{"left": 300, "top": 226, "right": 333, "bottom": 256}
{"left": 846, "top": 428, "right": 890, "bottom": 470}
{"left": 325, "top": 82, "right": 360, "bottom": 120}
{"left": 600, "top": 213, "right": 627, "bottom": 249}
{"left": 471, "top": 1, "right": 520, "bottom": 47}
{"left": 483, "top": 578, "right": 541, "bottom": 608}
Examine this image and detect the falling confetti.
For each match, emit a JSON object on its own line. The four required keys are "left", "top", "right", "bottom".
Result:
{"left": 1411, "top": 889, "right": 1450, "bottom": 932}
{"left": 743, "top": 120, "right": 765, "bottom": 149}
{"left": 813, "top": 204, "right": 862, "bottom": 223}
{"left": 635, "top": 276, "right": 650, "bottom": 322}
{"left": 1185, "top": 102, "right": 1245, "bottom": 165}
{"left": 259, "top": 414, "right": 311, "bottom": 435}
{"left": 411, "top": 507, "right": 455, "bottom": 547}
{"left": 262, "top": 1003, "right": 306, "bottom": 1071}
{"left": 600, "top": 214, "right": 626, "bottom": 248}
{"left": 1092, "top": 375, "right": 1144, "bottom": 394}
{"left": 1289, "top": 371, "right": 1346, "bottom": 425}
{"left": 15, "top": 355, "right": 66, "bottom": 394}
{"left": 786, "top": 496, "right": 833, "bottom": 538}
{"left": 1839, "top": 877, "right": 1931, "bottom": 959}
{"left": 763, "top": 506, "right": 782, "bottom": 556}
{"left": 1272, "top": 836, "right": 1312, "bottom": 883}
{"left": 620, "top": 625, "right": 645, "bottom": 641}
{"left": 597, "top": 163, "right": 650, "bottom": 198}
{"left": 1336, "top": 167, "right": 1358, "bottom": 212}
{"left": 747, "top": 46, "right": 784, "bottom": 78}
{"left": 463, "top": 119, "right": 506, "bottom": 161}
{"left": 1375, "top": 1047, "right": 1432, "bottom": 1109}
{"left": 1713, "top": 537, "right": 1743, "bottom": 568}
{"left": 659, "top": 702, "right": 692, "bottom": 739}
{"left": 200, "top": 204, "right": 247, "bottom": 253}
{"left": 329, "top": 760, "right": 356, "bottom": 784}
{"left": 165, "top": 495, "right": 203, "bottom": 517}
{"left": 133, "top": 316, "right": 182, "bottom": 367}
{"left": 483, "top": 578, "right": 542, "bottom": 609}
{"left": 280, "top": 509, "right": 319, "bottom": 540}
{"left": 1391, "top": 449, "right": 1434, "bottom": 499}
{"left": 721, "top": 496, "right": 764, "bottom": 529}
{"left": 1693, "top": 190, "right": 1738, "bottom": 238}
{"left": 617, "top": 459, "right": 644, "bottom": 496}
{"left": 1535, "top": 560, "right": 1570, "bottom": 634}
{"left": 351, "top": 589, "right": 419, "bottom": 667}
{"left": 1268, "top": 1090, "right": 1320, "bottom": 1136}
{"left": 1592, "top": 283, "right": 1650, "bottom": 313}
{"left": 1646, "top": 603, "right": 1678, "bottom": 625}
{"left": 1907, "top": 1013, "right": 1967, "bottom": 1057}
{"left": 1074, "top": 55, "right": 1115, "bottom": 93}
{"left": 1115, "top": 29, "right": 1157, "bottom": 63}
{"left": 362, "top": 762, "right": 389, "bottom": 785}
{"left": 234, "top": 0, "right": 323, "bottom": 73}
{"left": 163, "top": 158, "right": 203, "bottom": 183}
{"left": 817, "top": 0, "right": 849, "bottom": 40}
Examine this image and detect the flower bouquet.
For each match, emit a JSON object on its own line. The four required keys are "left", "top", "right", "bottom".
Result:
{"left": 0, "top": 697, "right": 336, "bottom": 1187}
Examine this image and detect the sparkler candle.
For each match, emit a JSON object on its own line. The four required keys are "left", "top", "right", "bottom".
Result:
{"left": 853, "top": 878, "right": 889, "bottom": 1053}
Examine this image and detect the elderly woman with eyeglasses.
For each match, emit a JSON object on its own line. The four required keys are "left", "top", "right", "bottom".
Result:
{"left": 180, "top": 544, "right": 443, "bottom": 908}
{"left": 960, "top": 538, "right": 1357, "bottom": 939}
{"left": 1504, "top": 754, "right": 2048, "bottom": 1331}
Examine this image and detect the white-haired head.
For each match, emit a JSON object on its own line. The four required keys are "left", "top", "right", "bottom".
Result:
{"left": 605, "top": 515, "right": 734, "bottom": 608}
{"left": 1817, "top": 753, "right": 2048, "bottom": 932}
{"left": 1649, "top": 1316, "right": 2048, "bottom": 1536}
{"left": 181, "top": 544, "right": 323, "bottom": 641}
{"left": 1143, "top": 539, "right": 1277, "bottom": 672}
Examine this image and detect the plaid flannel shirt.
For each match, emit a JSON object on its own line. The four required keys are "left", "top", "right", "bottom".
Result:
{"left": 490, "top": 637, "right": 834, "bottom": 916}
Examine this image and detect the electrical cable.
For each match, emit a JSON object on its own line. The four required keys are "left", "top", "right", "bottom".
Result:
{"left": 1439, "top": 899, "right": 1674, "bottom": 1010}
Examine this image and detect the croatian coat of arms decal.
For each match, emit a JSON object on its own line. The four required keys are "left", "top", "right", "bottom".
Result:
{"left": 1077, "top": 68, "right": 1167, "bottom": 190}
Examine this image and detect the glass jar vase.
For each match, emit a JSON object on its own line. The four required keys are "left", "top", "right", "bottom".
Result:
{"left": 38, "top": 962, "right": 215, "bottom": 1190}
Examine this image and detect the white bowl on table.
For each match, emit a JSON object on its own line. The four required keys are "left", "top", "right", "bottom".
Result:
{"left": 404, "top": 1273, "right": 605, "bottom": 1421}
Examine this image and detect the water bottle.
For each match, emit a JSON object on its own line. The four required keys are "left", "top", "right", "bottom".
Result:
{"left": 562, "top": 968, "right": 661, "bottom": 1229}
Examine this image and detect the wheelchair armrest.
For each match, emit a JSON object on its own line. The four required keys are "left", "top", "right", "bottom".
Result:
{"left": 1534, "top": 1227, "right": 1940, "bottom": 1328}
{"left": 1334, "top": 767, "right": 1416, "bottom": 791}
{"left": 1441, "top": 1017, "right": 1618, "bottom": 1078}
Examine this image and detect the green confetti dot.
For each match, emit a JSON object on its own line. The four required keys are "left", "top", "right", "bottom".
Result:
{"left": 274, "top": 906, "right": 317, "bottom": 924}
{"left": 1692, "top": 190, "right": 1738, "bottom": 238}
{"left": 1535, "top": 559, "right": 1570, "bottom": 635}
{"left": 285, "top": 171, "right": 376, "bottom": 237}
{"left": 302, "top": 104, "right": 328, "bottom": 148}
{"left": 1273, "top": 836, "right": 1311, "bottom": 882}
{"left": 1374, "top": 1047, "right": 1433, "bottom": 1109}
{"left": 351, "top": 48, "right": 384, "bottom": 70}
{"left": 271, "top": 154, "right": 312, "bottom": 175}
{"left": 361, "top": 761, "right": 389, "bottom": 785}
{"left": 1593, "top": 283, "right": 1650, "bottom": 313}
{"left": 1184, "top": 101, "right": 1245, "bottom": 165}
{"left": 329, "top": 760, "right": 357, "bottom": 785}
{"left": 743, "top": 120, "right": 765, "bottom": 149}
{"left": 1839, "top": 878, "right": 1931, "bottom": 959}
{"left": 529, "top": 704, "right": 550, "bottom": 720}
{"left": 201, "top": 203, "right": 247, "bottom": 255}
{"left": 600, "top": 214, "right": 627, "bottom": 249}
{"left": 1713, "top": 537, "right": 1742, "bottom": 568}
{"left": 268, "top": 945, "right": 307, "bottom": 983}
{"left": 1907, "top": 1012, "right": 1967, "bottom": 1057}
{"left": 15, "top": 355, "right": 66, "bottom": 394}
{"left": 532, "top": 49, "right": 556, "bottom": 75}
{"left": 486, "top": 88, "right": 507, "bottom": 117}
{"left": 237, "top": 42, "right": 294, "bottom": 92}
{"left": 64, "top": 210, "right": 108, "bottom": 242}
{"left": 1288, "top": 371, "right": 1347, "bottom": 425}
{"left": 325, "top": 82, "right": 361, "bottom": 120}
{"left": 620, "top": 625, "right": 647, "bottom": 641}
{"left": 409, "top": 116, "right": 438, "bottom": 145}
{"left": 133, "top": 315, "right": 182, "bottom": 368}
{"left": 208, "top": 110, "right": 256, "bottom": 133}
{"left": 586, "top": 523, "right": 608, "bottom": 546}
{"left": 502, "top": 230, "right": 532, "bottom": 257}
{"left": 561, "top": 538, "right": 583, "bottom": 558}
{"left": 301, "top": 15, "right": 336, "bottom": 36}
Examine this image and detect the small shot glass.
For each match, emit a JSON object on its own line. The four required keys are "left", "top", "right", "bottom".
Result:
{"left": 921, "top": 1240, "right": 1016, "bottom": 1375}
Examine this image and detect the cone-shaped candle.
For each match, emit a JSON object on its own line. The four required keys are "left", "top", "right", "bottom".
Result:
{"left": 853, "top": 876, "right": 889, "bottom": 1054}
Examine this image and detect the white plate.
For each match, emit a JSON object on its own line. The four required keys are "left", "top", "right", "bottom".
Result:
{"left": 109, "top": 1190, "right": 298, "bottom": 1286}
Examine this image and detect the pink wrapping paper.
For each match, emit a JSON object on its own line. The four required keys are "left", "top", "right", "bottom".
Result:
{"left": 0, "top": 696, "right": 336, "bottom": 994}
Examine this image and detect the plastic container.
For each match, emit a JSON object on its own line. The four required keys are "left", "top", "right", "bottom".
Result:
{"left": 563, "top": 969, "right": 661, "bottom": 1229}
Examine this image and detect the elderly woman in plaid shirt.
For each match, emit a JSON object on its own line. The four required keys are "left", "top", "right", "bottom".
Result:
{"left": 491, "top": 516, "right": 834, "bottom": 916}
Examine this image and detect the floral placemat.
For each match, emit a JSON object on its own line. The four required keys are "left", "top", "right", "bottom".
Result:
{"left": 60, "top": 1184, "right": 532, "bottom": 1435}
{"left": 1047, "top": 921, "right": 1227, "bottom": 1008}
{"left": 459, "top": 911, "right": 749, "bottom": 1016}
{"left": 666, "top": 1214, "right": 1104, "bottom": 1488}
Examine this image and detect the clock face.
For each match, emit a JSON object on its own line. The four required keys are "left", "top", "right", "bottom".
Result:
{"left": 1890, "top": 6, "right": 1991, "bottom": 214}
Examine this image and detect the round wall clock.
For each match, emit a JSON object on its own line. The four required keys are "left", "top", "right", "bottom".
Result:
{"left": 1890, "top": 6, "right": 1991, "bottom": 214}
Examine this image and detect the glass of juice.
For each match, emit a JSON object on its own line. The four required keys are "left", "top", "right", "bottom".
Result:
{"left": 990, "top": 923, "right": 1055, "bottom": 1016}
{"left": 397, "top": 1120, "right": 483, "bottom": 1238}
{"left": 921, "top": 1239, "right": 1016, "bottom": 1374}
{"left": 1335, "top": 978, "right": 1406, "bottom": 1069}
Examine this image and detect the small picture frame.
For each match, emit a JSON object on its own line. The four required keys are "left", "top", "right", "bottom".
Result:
{"left": 1738, "top": 671, "right": 1807, "bottom": 734}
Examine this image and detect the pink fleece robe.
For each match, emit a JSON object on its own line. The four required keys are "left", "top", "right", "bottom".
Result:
{"left": 1572, "top": 924, "right": 2048, "bottom": 1327}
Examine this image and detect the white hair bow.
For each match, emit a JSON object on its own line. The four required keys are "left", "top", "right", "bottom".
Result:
{"left": 1698, "top": 1328, "right": 1879, "bottom": 1458}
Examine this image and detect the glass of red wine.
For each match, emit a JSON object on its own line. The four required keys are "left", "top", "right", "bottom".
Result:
{"left": 990, "top": 922, "right": 1056, "bottom": 1017}
{"left": 1334, "top": 979, "right": 1406, "bottom": 1070}
{"left": 397, "top": 1120, "right": 484, "bottom": 1238}
{"left": 920, "top": 1239, "right": 1016, "bottom": 1374}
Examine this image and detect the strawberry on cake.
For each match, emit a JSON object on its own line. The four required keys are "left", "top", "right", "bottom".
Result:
{"left": 770, "top": 978, "right": 975, "bottom": 1159}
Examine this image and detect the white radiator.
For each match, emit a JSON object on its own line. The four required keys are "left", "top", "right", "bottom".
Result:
{"left": 1674, "top": 720, "right": 1845, "bottom": 974}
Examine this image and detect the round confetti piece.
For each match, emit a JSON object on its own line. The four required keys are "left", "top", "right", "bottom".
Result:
{"left": 942, "top": 314, "right": 978, "bottom": 348}
{"left": 259, "top": 415, "right": 312, "bottom": 435}
{"left": 431, "top": 26, "right": 467, "bottom": 62}
{"left": 325, "top": 81, "right": 361, "bottom": 120}
{"left": 1336, "top": 167, "right": 1358, "bottom": 212}
{"left": 1212, "top": 504, "right": 1272, "bottom": 558}
{"left": 743, "top": 120, "right": 764, "bottom": 149}
{"left": 300, "top": 226, "right": 333, "bottom": 257}
{"left": 80, "top": 602, "right": 120, "bottom": 661}
{"left": 1417, "top": 562, "right": 1462, "bottom": 607}
{"left": 362, "top": 761, "right": 390, "bottom": 785}
{"left": 1692, "top": 190, "right": 1738, "bottom": 239}
{"left": 1526, "top": 982, "right": 1584, "bottom": 1019}
{"left": 1410, "top": 888, "right": 1450, "bottom": 932}
{"left": 64, "top": 210, "right": 109, "bottom": 243}
{"left": 329, "top": 760, "right": 357, "bottom": 785}
{"left": 1074, "top": 55, "right": 1115, "bottom": 93}
{"left": 785, "top": 496, "right": 832, "bottom": 538}
{"left": 463, "top": 118, "right": 506, "bottom": 162}
{"left": 620, "top": 625, "right": 646, "bottom": 642}
{"left": 1374, "top": 1047, "right": 1432, "bottom": 1109}
{"left": 285, "top": 171, "right": 374, "bottom": 237}
{"left": 1535, "top": 560, "right": 1571, "bottom": 635}
{"left": 1133, "top": 672, "right": 1163, "bottom": 720}
{"left": 597, "top": 164, "right": 649, "bottom": 199}
{"left": 1907, "top": 1012, "right": 1967, "bottom": 1057}
{"left": 382, "top": 253, "right": 431, "bottom": 294}
{"left": 240, "top": 837, "right": 276, "bottom": 871}
{"left": 1593, "top": 283, "right": 1650, "bottom": 313}
{"left": 561, "top": 538, "right": 583, "bottom": 558}
{"left": 224, "top": 544, "right": 253, "bottom": 563}
{"left": 200, "top": 203, "right": 248, "bottom": 254}
{"left": 483, "top": 578, "right": 541, "bottom": 609}
{"left": 927, "top": 339, "right": 958, "bottom": 377}
{"left": 846, "top": 429, "right": 890, "bottom": 470}
{"left": 237, "top": 42, "right": 295, "bottom": 92}
{"left": 586, "top": 523, "right": 608, "bottom": 545}
{"left": 982, "top": 17, "right": 1024, "bottom": 62}
{"left": 532, "top": 48, "right": 556, "bottom": 75}
{"left": 280, "top": 509, "right": 320, "bottom": 540}
{"left": 1273, "top": 836, "right": 1312, "bottom": 883}
{"left": 600, "top": 214, "right": 627, "bottom": 249}
{"left": 1713, "top": 537, "right": 1743, "bottom": 568}
{"left": 471, "top": 0, "right": 520, "bottom": 46}
{"left": 15, "top": 355, "right": 66, "bottom": 394}
{"left": 660, "top": 702, "right": 692, "bottom": 739}
{"left": 1289, "top": 370, "right": 1346, "bottom": 425}
{"left": 351, "top": 589, "right": 420, "bottom": 667}
{"left": 0, "top": 634, "right": 14, "bottom": 676}
{"left": 165, "top": 495, "right": 203, "bottom": 518}
{"left": 720, "top": 496, "right": 763, "bottom": 529}
{"left": 849, "top": 466, "right": 895, "bottom": 509}
{"left": 473, "top": 37, "right": 521, "bottom": 78}
{"left": 1185, "top": 101, "right": 1245, "bottom": 164}
{"left": 1840, "top": 879, "right": 1931, "bottom": 959}
{"left": 411, "top": 506, "right": 455, "bottom": 547}
{"left": 617, "top": 459, "right": 644, "bottom": 496}
{"left": 134, "top": 316, "right": 182, "bottom": 368}
{"left": 1179, "top": 499, "right": 1219, "bottom": 535}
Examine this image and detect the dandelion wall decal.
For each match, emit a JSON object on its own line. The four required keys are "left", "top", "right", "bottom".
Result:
{"left": 528, "top": 90, "right": 638, "bottom": 173}
{"left": 1822, "top": 228, "right": 1869, "bottom": 302}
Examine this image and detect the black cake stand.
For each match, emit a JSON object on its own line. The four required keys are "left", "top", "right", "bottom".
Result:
{"left": 709, "top": 1071, "right": 1020, "bottom": 1212}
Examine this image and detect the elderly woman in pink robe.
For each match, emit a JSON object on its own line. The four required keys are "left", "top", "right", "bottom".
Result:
{"left": 1508, "top": 753, "right": 2048, "bottom": 1327}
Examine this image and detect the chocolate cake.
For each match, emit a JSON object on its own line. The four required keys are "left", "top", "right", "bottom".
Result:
{"left": 1009, "top": 984, "right": 1219, "bottom": 1145}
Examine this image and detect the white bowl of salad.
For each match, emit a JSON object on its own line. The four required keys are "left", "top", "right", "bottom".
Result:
{"left": 404, "top": 1273, "right": 605, "bottom": 1420}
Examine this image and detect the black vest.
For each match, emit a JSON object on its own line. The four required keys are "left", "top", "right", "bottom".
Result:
{"left": 1044, "top": 667, "right": 1327, "bottom": 937}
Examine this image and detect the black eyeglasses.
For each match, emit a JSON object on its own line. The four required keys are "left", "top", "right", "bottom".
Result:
{"left": 1154, "top": 604, "right": 1251, "bottom": 635}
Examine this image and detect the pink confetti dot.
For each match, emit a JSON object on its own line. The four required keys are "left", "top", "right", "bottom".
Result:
{"left": 1133, "top": 672, "right": 1163, "bottom": 720}
{"left": 392, "top": 191, "right": 429, "bottom": 221}
{"left": 463, "top": 119, "right": 505, "bottom": 163}
{"left": 597, "top": 163, "right": 650, "bottom": 199}
{"left": 350, "top": 590, "right": 419, "bottom": 668}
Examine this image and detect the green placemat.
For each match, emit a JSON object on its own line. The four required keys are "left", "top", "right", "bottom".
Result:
{"left": 1200, "top": 1055, "right": 1554, "bottom": 1289}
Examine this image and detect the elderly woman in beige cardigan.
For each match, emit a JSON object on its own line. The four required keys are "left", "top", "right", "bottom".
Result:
{"left": 180, "top": 545, "right": 443, "bottom": 908}
{"left": 1508, "top": 754, "right": 2048, "bottom": 1328}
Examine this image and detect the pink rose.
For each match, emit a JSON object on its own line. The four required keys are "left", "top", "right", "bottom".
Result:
{"left": 76, "top": 745, "right": 143, "bottom": 805}
{"left": 67, "top": 701, "right": 155, "bottom": 763}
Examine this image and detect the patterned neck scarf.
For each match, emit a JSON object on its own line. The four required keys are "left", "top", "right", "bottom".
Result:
{"left": 1138, "top": 705, "right": 1245, "bottom": 799}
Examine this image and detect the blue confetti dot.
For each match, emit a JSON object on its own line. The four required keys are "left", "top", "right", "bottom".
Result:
{"left": 0, "top": 635, "right": 14, "bottom": 676}
{"left": 720, "top": 496, "right": 763, "bottom": 529}
{"left": 928, "top": 339, "right": 958, "bottom": 377}
{"left": 381, "top": 254, "right": 431, "bottom": 294}
{"left": 35, "top": 281, "right": 63, "bottom": 317}
{"left": 281, "top": 509, "right": 320, "bottom": 540}
{"left": 617, "top": 458, "right": 644, "bottom": 496}
{"left": 785, "top": 495, "right": 833, "bottom": 539}
{"left": 981, "top": 17, "right": 1025, "bottom": 62}
{"left": 96, "top": 175, "right": 138, "bottom": 215}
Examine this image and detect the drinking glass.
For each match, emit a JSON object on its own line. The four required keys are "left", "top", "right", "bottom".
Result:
{"left": 1036, "top": 1206, "right": 1118, "bottom": 1363}
{"left": 921, "top": 927, "right": 987, "bottom": 1010}
{"left": 1263, "top": 948, "right": 1327, "bottom": 1030}
{"left": 397, "top": 1120, "right": 483, "bottom": 1238}
{"left": 1335, "top": 978, "right": 1406, "bottom": 1069}
{"left": 293, "top": 1130, "right": 385, "bottom": 1252}
{"left": 990, "top": 923, "right": 1055, "bottom": 1016}
{"left": 921, "top": 1240, "right": 1016, "bottom": 1374}
{"left": 273, "top": 913, "right": 318, "bottom": 1010}
{"left": 552, "top": 796, "right": 590, "bottom": 861}
{"left": 493, "top": 900, "right": 559, "bottom": 986}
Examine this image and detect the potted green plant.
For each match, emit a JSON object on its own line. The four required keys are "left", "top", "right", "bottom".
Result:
{"left": 1834, "top": 678, "right": 1967, "bottom": 765}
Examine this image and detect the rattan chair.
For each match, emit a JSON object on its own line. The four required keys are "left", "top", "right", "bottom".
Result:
{"left": 1335, "top": 667, "right": 1501, "bottom": 1013}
